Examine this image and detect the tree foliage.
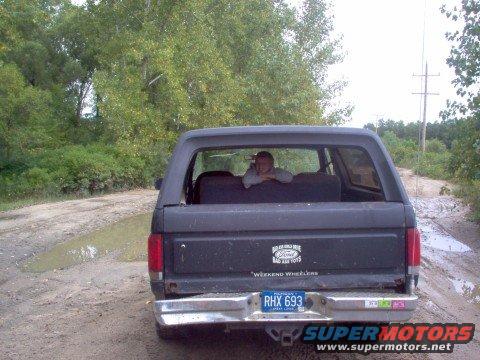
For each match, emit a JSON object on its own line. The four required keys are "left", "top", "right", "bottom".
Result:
{"left": 441, "top": 0, "right": 480, "bottom": 180}
{"left": 92, "top": 0, "right": 349, "bottom": 150}
{"left": 0, "top": 0, "right": 348, "bottom": 200}
{"left": 364, "top": 119, "right": 462, "bottom": 148}
{"left": 0, "top": 63, "right": 55, "bottom": 164}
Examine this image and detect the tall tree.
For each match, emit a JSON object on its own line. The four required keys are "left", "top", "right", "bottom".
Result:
{"left": 441, "top": 0, "right": 480, "bottom": 180}
{"left": 50, "top": 3, "right": 101, "bottom": 127}
{"left": 0, "top": 0, "right": 101, "bottom": 135}
{"left": 92, "top": 0, "right": 349, "bottom": 153}
{"left": 0, "top": 63, "right": 55, "bottom": 165}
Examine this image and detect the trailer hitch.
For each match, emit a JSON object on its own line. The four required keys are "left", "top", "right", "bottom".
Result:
{"left": 265, "top": 325, "right": 303, "bottom": 346}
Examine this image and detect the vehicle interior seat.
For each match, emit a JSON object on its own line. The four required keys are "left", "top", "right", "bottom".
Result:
{"left": 196, "top": 172, "right": 341, "bottom": 204}
{"left": 192, "top": 171, "right": 234, "bottom": 204}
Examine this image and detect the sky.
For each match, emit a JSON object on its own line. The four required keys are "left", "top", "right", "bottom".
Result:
{"left": 322, "top": 0, "right": 462, "bottom": 128}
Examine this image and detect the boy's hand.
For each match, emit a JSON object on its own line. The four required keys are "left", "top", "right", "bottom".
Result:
{"left": 260, "top": 173, "right": 275, "bottom": 180}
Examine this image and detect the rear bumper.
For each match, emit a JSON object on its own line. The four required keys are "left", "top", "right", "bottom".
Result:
{"left": 154, "top": 291, "right": 418, "bottom": 326}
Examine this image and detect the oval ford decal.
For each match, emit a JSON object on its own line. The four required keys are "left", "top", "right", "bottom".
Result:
{"left": 272, "top": 244, "right": 302, "bottom": 264}
{"left": 274, "top": 249, "right": 299, "bottom": 260}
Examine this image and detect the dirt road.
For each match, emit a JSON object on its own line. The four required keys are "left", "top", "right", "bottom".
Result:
{"left": 1, "top": 171, "right": 479, "bottom": 359}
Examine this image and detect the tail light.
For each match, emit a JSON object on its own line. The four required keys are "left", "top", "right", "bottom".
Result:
{"left": 406, "top": 228, "right": 421, "bottom": 274}
{"left": 148, "top": 233, "right": 163, "bottom": 280}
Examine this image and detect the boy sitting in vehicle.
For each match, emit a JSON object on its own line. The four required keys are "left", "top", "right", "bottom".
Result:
{"left": 242, "top": 151, "right": 293, "bottom": 189}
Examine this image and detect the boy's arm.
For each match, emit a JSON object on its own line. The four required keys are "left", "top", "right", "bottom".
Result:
{"left": 242, "top": 168, "right": 263, "bottom": 188}
{"left": 274, "top": 168, "right": 294, "bottom": 183}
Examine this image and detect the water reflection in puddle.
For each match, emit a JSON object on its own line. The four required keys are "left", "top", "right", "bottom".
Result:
{"left": 68, "top": 244, "right": 98, "bottom": 262}
{"left": 23, "top": 213, "right": 151, "bottom": 272}
{"left": 417, "top": 219, "right": 471, "bottom": 253}
{"left": 412, "top": 197, "right": 471, "bottom": 253}
{"left": 450, "top": 278, "right": 480, "bottom": 305}
{"left": 412, "top": 198, "right": 479, "bottom": 307}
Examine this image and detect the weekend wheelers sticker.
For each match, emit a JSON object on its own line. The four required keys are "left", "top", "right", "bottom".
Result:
{"left": 272, "top": 244, "right": 302, "bottom": 264}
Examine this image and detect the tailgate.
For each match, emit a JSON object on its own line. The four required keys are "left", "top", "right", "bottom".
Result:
{"left": 162, "top": 202, "right": 406, "bottom": 294}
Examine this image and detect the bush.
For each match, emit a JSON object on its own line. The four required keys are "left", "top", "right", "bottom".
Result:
{"left": 380, "top": 128, "right": 479, "bottom": 224}
{"left": 454, "top": 180, "right": 480, "bottom": 222}
{"left": 38, "top": 145, "right": 151, "bottom": 194}
{"left": 413, "top": 152, "right": 451, "bottom": 180}
{"left": 425, "top": 138, "right": 447, "bottom": 153}
{"left": 381, "top": 131, "right": 451, "bottom": 180}
{"left": 449, "top": 131, "right": 480, "bottom": 181}
{"left": 381, "top": 131, "right": 418, "bottom": 168}
{"left": 0, "top": 144, "right": 152, "bottom": 201}
{"left": 24, "top": 167, "right": 56, "bottom": 193}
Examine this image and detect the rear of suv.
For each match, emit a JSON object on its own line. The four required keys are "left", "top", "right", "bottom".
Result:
{"left": 148, "top": 126, "right": 420, "bottom": 345}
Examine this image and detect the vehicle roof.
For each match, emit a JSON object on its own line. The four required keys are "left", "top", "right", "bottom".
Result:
{"left": 180, "top": 126, "right": 375, "bottom": 140}
{"left": 156, "top": 125, "right": 411, "bottom": 207}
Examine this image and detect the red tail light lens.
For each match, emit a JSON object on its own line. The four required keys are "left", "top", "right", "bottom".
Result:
{"left": 148, "top": 234, "right": 163, "bottom": 272}
{"left": 406, "top": 228, "right": 421, "bottom": 267}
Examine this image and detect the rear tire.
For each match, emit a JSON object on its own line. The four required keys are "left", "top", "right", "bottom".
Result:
{"left": 155, "top": 320, "right": 187, "bottom": 340}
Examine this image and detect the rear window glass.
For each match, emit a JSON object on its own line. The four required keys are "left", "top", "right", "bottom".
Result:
{"left": 187, "top": 146, "right": 384, "bottom": 205}
{"left": 193, "top": 148, "right": 319, "bottom": 180}
{"left": 338, "top": 148, "right": 380, "bottom": 190}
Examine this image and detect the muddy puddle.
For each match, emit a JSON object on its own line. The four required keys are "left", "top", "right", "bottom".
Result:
{"left": 450, "top": 278, "right": 480, "bottom": 306}
{"left": 417, "top": 219, "right": 471, "bottom": 253}
{"left": 23, "top": 213, "right": 150, "bottom": 272}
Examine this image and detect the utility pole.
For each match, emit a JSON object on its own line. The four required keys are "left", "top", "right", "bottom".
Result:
{"left": 372, "top": 114, "right": 384, "bottom": 133}
{"left": 412, "top": 62, "right": 439, "bottom": 152}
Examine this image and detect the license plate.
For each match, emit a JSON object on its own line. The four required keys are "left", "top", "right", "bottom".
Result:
{"left": 261, "top": 291, "right": 305, "bottom": 312}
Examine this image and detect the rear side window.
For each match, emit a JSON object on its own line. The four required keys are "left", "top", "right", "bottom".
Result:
{"left": 337, "top": 148, "right": 380, "bottom": 190}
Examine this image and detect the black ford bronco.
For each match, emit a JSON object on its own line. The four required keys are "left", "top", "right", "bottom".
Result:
{"left": 148, "top": 126, "right": 420, "bottom": 345}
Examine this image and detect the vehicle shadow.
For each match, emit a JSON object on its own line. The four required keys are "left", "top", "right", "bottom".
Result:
{"left": 144, "top": 325, "right": 371, "bottom": 360}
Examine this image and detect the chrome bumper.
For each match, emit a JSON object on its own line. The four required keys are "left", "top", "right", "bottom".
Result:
{"left": 154, "top": 292, "right": 418, "bottom": 326}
